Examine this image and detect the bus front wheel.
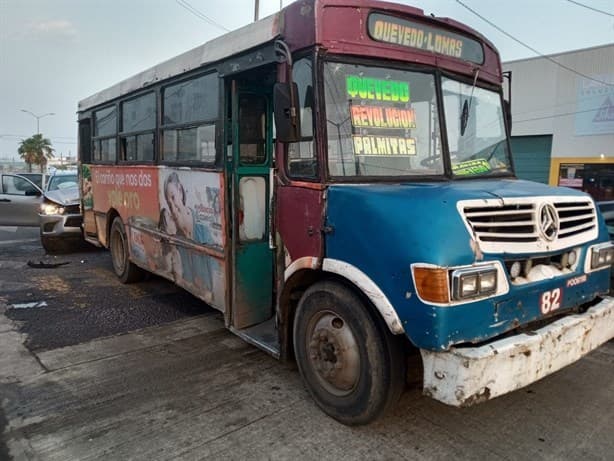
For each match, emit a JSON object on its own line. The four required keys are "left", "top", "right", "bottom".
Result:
{"left": 110, "top": 217, "right": 144, "bottom": 284}
{"left": 293, "top": 280, "right": 405, "bottom": 425}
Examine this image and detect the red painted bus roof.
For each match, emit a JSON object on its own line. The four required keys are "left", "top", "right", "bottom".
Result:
{"left": 79, "top": 0, "right": 501, "bottom": 112}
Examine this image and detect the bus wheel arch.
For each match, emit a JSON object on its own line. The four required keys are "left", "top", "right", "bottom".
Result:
{"left": 109, "top": 215, "right": 145, "bottom": 284}
{"left": 279, "top": 267, "right": 323, "bottom": 361}
{"left": 321, "top": 259, "right": 405, "bottom": 335}
{"left": 105, "top": 208, "right": 121, "bottom": 248}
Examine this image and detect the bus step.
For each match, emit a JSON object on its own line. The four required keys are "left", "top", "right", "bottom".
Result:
{"left": 231, "top": 317, "right": 280, "bottom": 358}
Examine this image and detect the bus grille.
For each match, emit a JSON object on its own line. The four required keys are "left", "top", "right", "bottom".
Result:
{"left": 458, "top": 197, "right": 598, "bottom": 253}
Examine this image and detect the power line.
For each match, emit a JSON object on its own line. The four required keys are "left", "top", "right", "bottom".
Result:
{"left": 0, "top": 134, "right": 76, "bottom": 140}
{"left": 455, "top": 0, "right": 614, "bottom": 87}
{"left": 514, "top": 106, "right": 607, "bottom": 123}
{"left": 0, "top": 134, "right": 77, "bottom": 144}
{"left": 564, "top": 0, "right": 614, "bottom": 18}
{"left": 175, "top": 0, "right": 229, "bottom": 32}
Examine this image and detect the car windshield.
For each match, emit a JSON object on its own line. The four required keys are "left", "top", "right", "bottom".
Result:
{"left": 442, "top": 76, "right": 513, "bottom": 177}
{"left": 324, "top": 61, "right": 443, "bottom": 177}
{"left": 47, "top": 174, "right": 78, "bottom": 191}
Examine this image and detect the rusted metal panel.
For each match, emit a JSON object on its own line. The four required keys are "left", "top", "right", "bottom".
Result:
{"left": 277, "top": 185, "right": 324, "bottom": 263}
{"left": 421, "top": 296, "right": 614, "bottom": 407}
{"left": 281, "top": 0, "right": 316, "bottom": 52}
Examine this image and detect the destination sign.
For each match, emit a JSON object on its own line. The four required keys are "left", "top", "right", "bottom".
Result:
{"left": 346, "top": 75, "right": 410, "bottom": 102}
{"left": 350, "top": 104, "right": 416, "bottom": 130}
{"left": 368, "top": 13, "right": 484, "bottom": 64}
{"left": 353, "top": 135, "right": 416, "bottom": 156}
{"left": 345, "top": 73, "right": 417, "bottom": 158}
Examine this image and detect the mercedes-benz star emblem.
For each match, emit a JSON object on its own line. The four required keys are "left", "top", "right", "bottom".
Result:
{"left": 538, "top": 203, "right": 559, "bottom": 241}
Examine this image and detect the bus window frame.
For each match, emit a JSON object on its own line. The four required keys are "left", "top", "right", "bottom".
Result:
{"left": 160, "top": 71, "right": 221, "bottom": 169}
{"left": 119, "top": 90, "right": 157, "bottom": 165}
{"left": 282, "top": 52, "right": 321, "bottom": 182}
{"left": 317, "top": 54, "right": 516, "bottom": 183}
{"left": 319, "top": 54, "right": 448, "bottom": 184}
{"left": 438, "top": 68, "right": 516, "bottom": 181}
{"left": 91, "top": 104, "right": 119, "bottom": 165}
{"left": 79, "top": 118, "right": 92, "bottom": 164}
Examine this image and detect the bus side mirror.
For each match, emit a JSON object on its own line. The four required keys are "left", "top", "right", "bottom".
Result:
{"left": 503, "top": 99, "right": 512, "bottom": 132}
{"left": 274, "top": 82, "right": 301, "bottom": 142}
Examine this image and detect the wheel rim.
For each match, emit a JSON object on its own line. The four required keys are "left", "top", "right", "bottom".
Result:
{"left": 305, "top": 310, "right": 361, "bottom": 397}
{"left": 111, "top": 227, "right": 126, "bottom": 275}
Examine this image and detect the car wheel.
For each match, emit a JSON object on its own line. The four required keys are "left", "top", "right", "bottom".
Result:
{"left": 109, "top": 217, "right": 145, "bottom": 283}
{"left": 293, "top": 280, "right": 406, "bottom": 425}
{"left": 41, "top": 236, "right": 69, "bottom": 254}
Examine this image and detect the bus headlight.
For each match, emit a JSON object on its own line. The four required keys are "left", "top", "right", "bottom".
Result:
{"left": 591, "top": 243, "right": 614, "bottom": 269}
{"left": 452, "top": 266, "right": 498, "bottom": 300}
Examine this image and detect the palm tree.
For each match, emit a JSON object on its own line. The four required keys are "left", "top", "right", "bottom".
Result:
{"left": 18, "top": 134, "right": 54, "bottom": 172}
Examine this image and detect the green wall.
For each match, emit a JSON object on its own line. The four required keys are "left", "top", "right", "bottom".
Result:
{"left": 510, "top": 135, "right": 553, "bottom": 184}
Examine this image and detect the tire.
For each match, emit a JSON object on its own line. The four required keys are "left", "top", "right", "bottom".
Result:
{"left": 293, "top": 280, "right": 406, "bottom": 425}
{"left": 109, "top": 217, "right": 144, "bottom": 283}
{"left": 41, "top": 236, "right": 69, "bottom": 254}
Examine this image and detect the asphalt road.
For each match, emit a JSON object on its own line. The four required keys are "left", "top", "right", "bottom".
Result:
{"left": 1, "top": 227, "right": 613, "bottom": 460}
{"left": 0, "top": 226, "right": 207, "bottom": 351}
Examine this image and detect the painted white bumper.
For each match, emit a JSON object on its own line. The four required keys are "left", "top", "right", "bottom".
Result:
{"left": 421, "top": 296, "right": 614, "bottom": 407}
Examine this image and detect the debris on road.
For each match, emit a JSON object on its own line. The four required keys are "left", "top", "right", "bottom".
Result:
{"left": 27, "top": 260, "right": 70, "bottom": 269}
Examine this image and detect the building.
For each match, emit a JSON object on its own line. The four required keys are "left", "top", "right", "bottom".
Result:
{"left": 504, "top": 44, "right": 614, "bottom": 201}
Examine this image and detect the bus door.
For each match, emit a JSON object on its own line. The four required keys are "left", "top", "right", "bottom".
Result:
{"left": 229, "top": 82, "right": 274, "bottom": 332}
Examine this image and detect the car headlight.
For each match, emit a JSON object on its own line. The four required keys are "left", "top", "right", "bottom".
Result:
{"left": 40, "top": 202, "right": 65, "bottom": 215}
{"left": 451, "top": 265, "right": 498, "bottom": 300}
{"left": 591, "top": 242, "right": 614, "bottom": 270}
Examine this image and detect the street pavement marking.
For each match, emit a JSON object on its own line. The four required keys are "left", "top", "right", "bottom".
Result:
{"left": 0, "top": 238, "right": 39, "bottom": 245}
{"left": 10, "top": 301, "right": 48, "bottom": 309}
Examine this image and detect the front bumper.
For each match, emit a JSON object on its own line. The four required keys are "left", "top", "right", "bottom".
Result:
{"left": 421, "top": 296, "right": 614, "bottom": 406}
{"left": 39, "top": 213, "right": 83, "bottom": 237}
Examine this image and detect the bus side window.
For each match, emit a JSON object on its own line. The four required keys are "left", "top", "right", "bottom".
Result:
{"left": 287, "top": 58, "right": 317, "bottom": 178}
{"left": 92, "top": 106, "right": 118, "bottom": 163}
{"left": 161, "top": 73, "right": 219, "bottom": 165}
{"left": 79, "top": 119, "right": 92, "bottom": 163}
{"left": 120, "top": 92, "right": 156, "bottom": 162}
{"left": 239, "top": 95, "right": 267, "bottom": 165}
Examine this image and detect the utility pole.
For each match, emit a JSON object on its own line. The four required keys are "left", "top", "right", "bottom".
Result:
{"left": 254, "top": 0, "right": 259, "bottom": 21}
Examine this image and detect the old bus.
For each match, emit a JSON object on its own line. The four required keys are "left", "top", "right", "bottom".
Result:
{"left": 77, "top": 0, "right": 614, "bottom": 424}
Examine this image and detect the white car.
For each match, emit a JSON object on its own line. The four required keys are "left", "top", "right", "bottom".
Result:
{"left": 39, "top": 170, "right": 83, "bottom": 253}
{"left": 0, "top": 173, "right": 43, "bottom": 226}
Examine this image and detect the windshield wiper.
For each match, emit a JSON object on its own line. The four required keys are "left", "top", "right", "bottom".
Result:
{"left": 460, "top": 68, "right": 480, "bottom": 136}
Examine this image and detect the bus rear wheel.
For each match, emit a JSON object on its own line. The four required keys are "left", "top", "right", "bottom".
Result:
{"left": 110, "top": 217, "right": 144, "bottom": 283}
{"left": 293, "top": 280, "right": 405, "bottom": 425}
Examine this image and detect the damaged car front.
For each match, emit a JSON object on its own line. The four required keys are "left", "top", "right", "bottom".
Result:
{"left": 39, "top": 172, "right": 83, "bottom": 253}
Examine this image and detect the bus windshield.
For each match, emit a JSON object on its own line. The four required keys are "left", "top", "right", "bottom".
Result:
{"left": 442, "top": 76, "right": 513, "bottom": 177}
{"left": 324, "top": 61, "right": 444, "bottom": 177}
{"left": 323, "top": 61, "right": 513, "bottom": 179}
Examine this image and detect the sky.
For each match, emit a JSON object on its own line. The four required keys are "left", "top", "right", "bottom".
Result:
{"left": 0, "top": 0, "right": 613, "bottom": 161}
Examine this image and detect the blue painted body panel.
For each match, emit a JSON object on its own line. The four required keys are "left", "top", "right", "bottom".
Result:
{"left": 325, "top": 179, "right": 611, "bottom": 350}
